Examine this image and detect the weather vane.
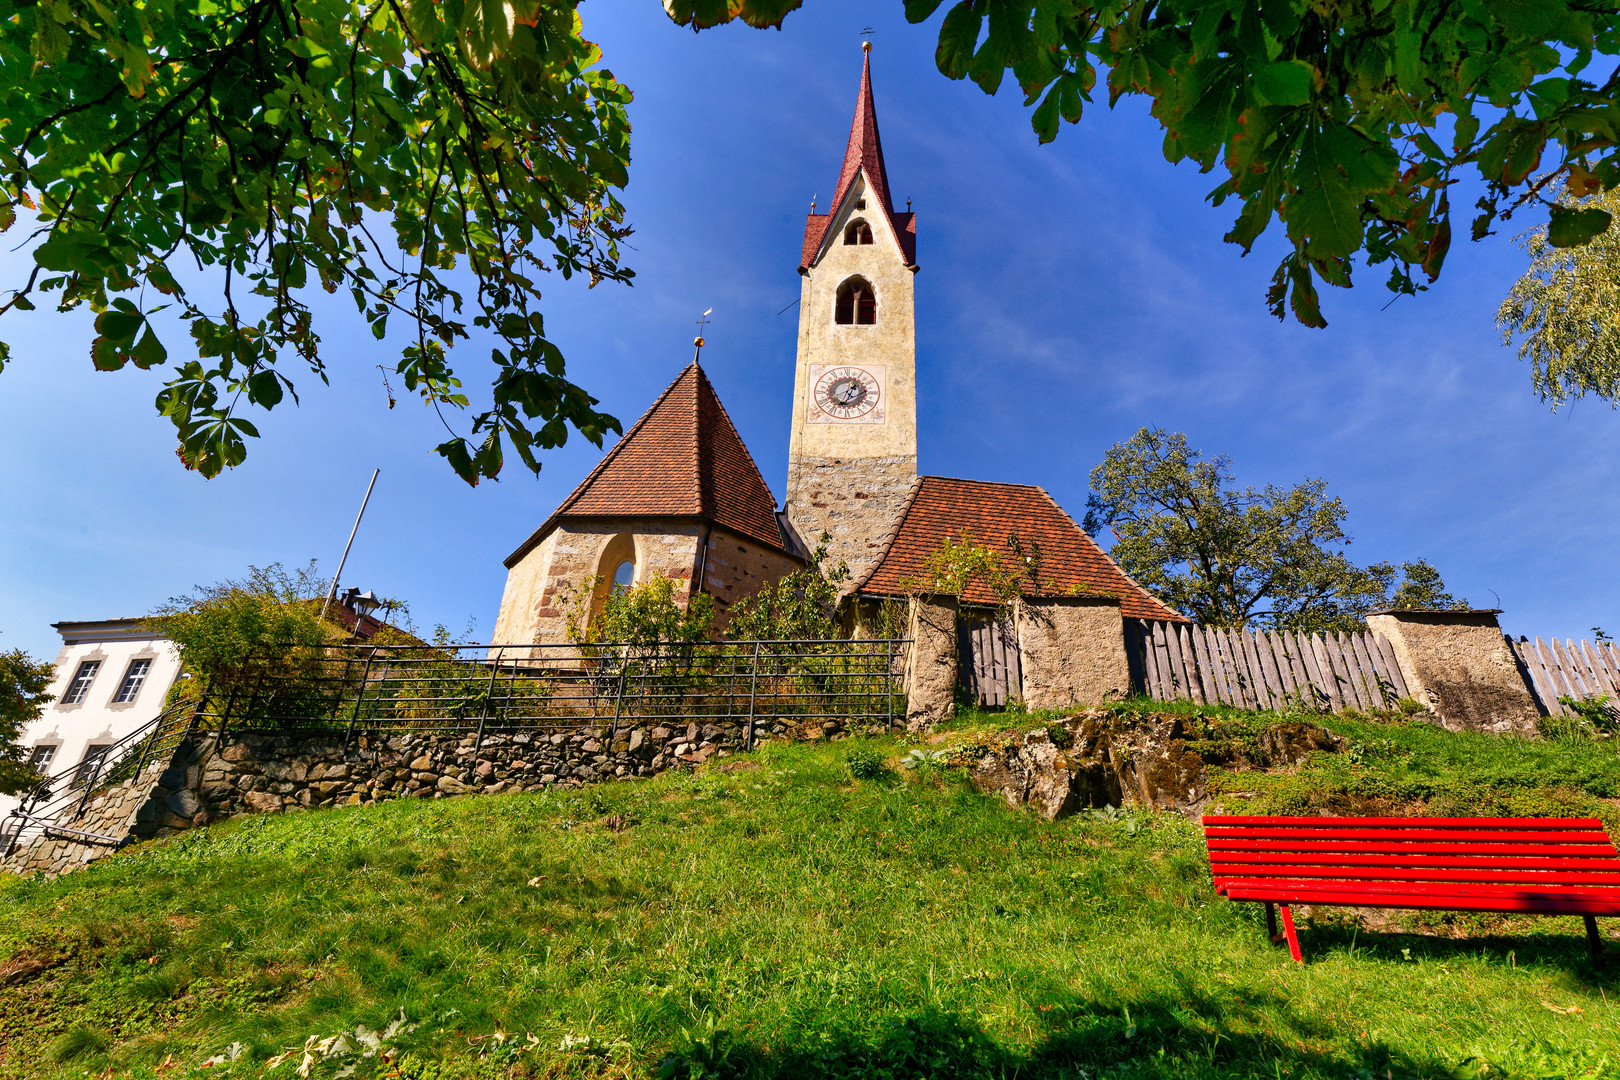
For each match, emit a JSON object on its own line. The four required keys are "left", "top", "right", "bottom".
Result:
{"left": 693, "top": 307, "right": 712, "bottom": 364}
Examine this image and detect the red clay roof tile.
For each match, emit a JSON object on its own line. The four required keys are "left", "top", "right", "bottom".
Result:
{"left": 853, "top": 476, "right": 1186, "bottom": 621}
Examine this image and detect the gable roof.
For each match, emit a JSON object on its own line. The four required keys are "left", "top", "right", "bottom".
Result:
{"left": 504, "top": 363, "right": 794, "bottom": 567}
{"left": 800, "top": 49, "right": 917, "bottom": 269}
{"left": 852, "top": 476, "right": 1188, "bottom": 621}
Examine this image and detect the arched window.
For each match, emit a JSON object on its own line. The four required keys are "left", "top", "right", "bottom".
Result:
{"left": 843, "top": 219, "right": 874, "bottom": 245}
{"left": 589, "top": 532, "right": 638, "bottom": 626}
{"left": 835, "top": 277, "right": 877, "bottom": 325}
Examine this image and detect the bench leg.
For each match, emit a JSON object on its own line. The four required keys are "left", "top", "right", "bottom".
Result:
{"left": 1586, "top": 915, "right": 1604, "bottom": 963}
{"left": 1266, "top": 902, "right": 1280, "bottom": 943}
{"left": 1279, "top": 905, "right": 1303, "bottom": 963}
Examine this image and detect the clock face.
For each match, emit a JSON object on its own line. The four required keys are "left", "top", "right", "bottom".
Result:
{"left": 810, "top": 365, "right": 884, "bottom": 423}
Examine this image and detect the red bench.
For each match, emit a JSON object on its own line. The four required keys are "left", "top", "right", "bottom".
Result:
{"left": 1203, "top": 815, "right": 1620, "bottom": 963}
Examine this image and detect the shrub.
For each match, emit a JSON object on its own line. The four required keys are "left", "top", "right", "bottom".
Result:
{"left": 845, "top": 744, "right": 890, "bottom": 781}
{"left": 565, "top": 573, "right": 715, "bottom": 645}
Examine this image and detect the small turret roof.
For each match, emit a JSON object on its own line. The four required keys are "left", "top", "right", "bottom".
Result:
{"left": 504, "top": 363, "right": 795, "bottom": 567}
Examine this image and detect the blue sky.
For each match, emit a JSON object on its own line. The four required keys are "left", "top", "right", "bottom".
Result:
{"left": 2, "top": 0, "right": 1616, "bottom": 661}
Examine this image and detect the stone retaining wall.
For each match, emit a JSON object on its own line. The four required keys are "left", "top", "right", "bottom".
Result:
{"left": 1, "top": 751, "right": 204, "bottom": 877}
{"left": 196, "top": 716, "right": 815, "bottom": 814}
{"left": 2, "top": 714, "right": 868, "bottom": 877}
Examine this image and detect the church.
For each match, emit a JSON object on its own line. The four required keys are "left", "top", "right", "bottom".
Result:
{"left": 491, "top": 45, "right": 1180, "bottom": 646}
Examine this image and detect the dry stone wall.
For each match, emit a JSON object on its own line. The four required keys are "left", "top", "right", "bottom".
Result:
{"left": 1, "top": 714, "right": 870, "bottom": 878}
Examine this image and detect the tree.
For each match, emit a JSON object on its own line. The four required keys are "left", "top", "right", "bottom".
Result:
{"left": 898, "top": 531, "right": 1023, "bottom": 609}
{"left": 0, "top": 0, "right": 631, "bottom": 483}
{"left": 1, "top": 648, "right": 56, "bottom": 795}
{"left": 670, "top": 0, "right": 1620, "bottom": 328}
{"left": 1082, "top": 428, "right": 1455, "bottom": 633}
{"left": 1498, "top": 186, "right": 1620, "bottom": 407}
{"left": 143, "top": 561, "right": 334, "bottom": 694}
{"left": 1388, "top": 559, "right": 1466, "bottom": 610}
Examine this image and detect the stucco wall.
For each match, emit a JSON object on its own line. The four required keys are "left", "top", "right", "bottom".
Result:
{"left": 1015, "top": 596, "right": 1130, "bottom": 710}
{"left": 494, "top": 521, "right": 804, "bottom": 646}
{"left": 1364, "top": 610, "right": 1541, "bottom": 735}
{"left": 904, "top": 594, "right": 958, "bottom": 731}
{"left": 787, "top": 171, "right": 919, "bottom": 584}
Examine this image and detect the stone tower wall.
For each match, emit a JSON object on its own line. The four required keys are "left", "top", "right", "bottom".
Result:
{"left": 787, "top": 170, "right": 918, "bottom": 583}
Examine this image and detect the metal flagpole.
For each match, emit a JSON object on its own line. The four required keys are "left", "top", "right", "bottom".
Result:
{"left": 321, "top": 469, "right": 380, "bottom": 621}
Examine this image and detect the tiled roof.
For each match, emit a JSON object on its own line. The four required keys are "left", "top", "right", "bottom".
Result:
{"left": 504, "top": 363, "right": 792, "bottom": 567}
{"left": 853, "top": 476, "right": 1188, "bottom": 621}
{"left": 800, "top": 50, "right": 917, "bottom": 268}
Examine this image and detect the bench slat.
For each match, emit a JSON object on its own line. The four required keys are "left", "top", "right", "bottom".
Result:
{"left": 1209, "top": 851, "right": 1620, "bottom": 871}
{"left": 1212, "top": 864, "right": 1620, "bottom": 886}
{"left": 1205, "top": 815, "right": 1602, "bottom": 828}
{"left": 1219, "top": 878, "right": 1620, "bottom": 904}
{"left": 1220, "top": 883, "right": 1620, "bottom": 917}
{"left": 1208, "top": 839, "right": 1616, "bottom": 857}
{"left": 1205, "top": 835, "right": 1607, "bottom": 848}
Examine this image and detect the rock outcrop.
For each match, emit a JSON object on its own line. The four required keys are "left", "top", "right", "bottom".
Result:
{"left": 967, "top": 709, "right": 1342, "bottom": 820}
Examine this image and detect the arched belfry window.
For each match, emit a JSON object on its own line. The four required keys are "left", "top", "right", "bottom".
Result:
{"left": 843, "top": 219, "right": 874, "bottom": 245}
{"left": 835, "top": 277, "right": 877, "bottom": 325}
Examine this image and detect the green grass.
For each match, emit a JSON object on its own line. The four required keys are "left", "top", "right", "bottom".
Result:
{"left": 4, "top": 721, "right": 1620, "bottom": 1080}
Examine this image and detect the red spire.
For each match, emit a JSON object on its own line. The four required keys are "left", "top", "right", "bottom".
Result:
{"left": 799, "top": 44, "right": 916, "bottom": 269}
{"left": 830, "top": 45, "right": 893, "bottom": 220}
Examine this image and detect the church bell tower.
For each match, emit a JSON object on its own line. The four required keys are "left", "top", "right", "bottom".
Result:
{"left": 786, "top": 43, "right": 919, "bottom": 586}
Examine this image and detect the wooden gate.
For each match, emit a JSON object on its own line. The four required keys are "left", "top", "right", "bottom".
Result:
{"left": 958, "top": 613, "right": 1021, "bottom": 707}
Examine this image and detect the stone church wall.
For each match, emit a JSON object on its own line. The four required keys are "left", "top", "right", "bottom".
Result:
{"left": 493, "top": 520, "right": 705, "bottom": 649}
{"left": 784, "top": 455, "right": 916, "bottom": 588}
{"left": 700, "top": 527, "right": 805, "bottom": 625}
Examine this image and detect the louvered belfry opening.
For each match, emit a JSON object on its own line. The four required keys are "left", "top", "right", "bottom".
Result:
{"left": 835, "top": 277, "right": 877, "bottom": 325}
{"left": 843, "top": 219, "right": 874, "bottom": 245}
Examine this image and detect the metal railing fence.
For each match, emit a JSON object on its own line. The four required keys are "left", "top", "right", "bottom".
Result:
{"left": 212, "top": 639, "right": 910, "bottom": 746}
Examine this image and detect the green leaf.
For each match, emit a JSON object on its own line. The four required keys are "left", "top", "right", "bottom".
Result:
{"left": 247, "top": 370, "right": 284, "bottom": 407}
{"left": 94, "top": 307, "right": 144, "bottom": 342}
{"left": 1282, "top": 125, "right": 1395, "bottom": 259}
{"left": 935, "top": 1, "right": 982, "bottom": 81}
{"left": 904, "top": 0, "right": 945, "bottom": 22}
{"left": 129, "top": 327, "right": 168, "bottom": 369}
{"left": 1547, "top": 204, "right": 1613, "bottom": 248}
{"left": 1252, "top": 60, "right": 1313, "bottom": 106}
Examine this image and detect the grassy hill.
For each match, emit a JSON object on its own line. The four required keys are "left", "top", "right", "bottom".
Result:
{"left": 4, "top": 708, "right": 1620, "bottom": 1080}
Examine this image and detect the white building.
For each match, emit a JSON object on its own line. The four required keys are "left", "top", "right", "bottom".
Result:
{"left": 2, "top": 619, "right": 184, "bottom": 824}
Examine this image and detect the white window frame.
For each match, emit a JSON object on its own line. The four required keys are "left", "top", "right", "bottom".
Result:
{"left": 62, "top": 660, "right": 101, "bottom": 705}
{"left": 113, "top": 658, "right": 152, "bottom": 704}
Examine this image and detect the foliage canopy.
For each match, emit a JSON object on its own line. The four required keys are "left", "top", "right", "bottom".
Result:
{"left": 0, "top": 0, "right": 630, "bottom": 482}
{"left": 1498, "top": 187, "right": 1620, "bottom": 407}
{"left": 0, "top": 647, "right": 54, "bottom": 794}
{"left": 671, "top": 0, "right": 1620, "bottom": 328}
{"left": 143, "top": 561, "right": 333, "bottom": 694}
{"left": 565, "top": 573, "right": 716, "bottom": 645}
{"left": 1083, "top": 427, "right": 1459, "bottom": 633}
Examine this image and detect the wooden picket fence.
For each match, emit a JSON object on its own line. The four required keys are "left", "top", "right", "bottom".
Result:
{"left": 1506, "top": 636, "right": 1620, "bottom": 716}
{"left": 1128, "top": 619, "right": 1410, "bottom": 712}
